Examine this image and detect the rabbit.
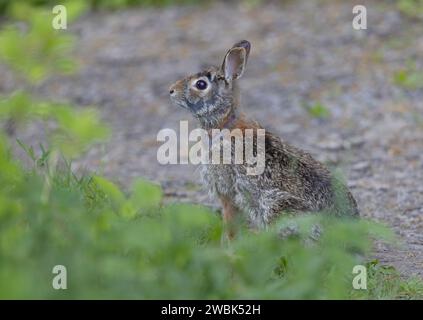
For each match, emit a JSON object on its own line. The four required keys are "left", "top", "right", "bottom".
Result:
{"left": 169, "top": 40, "right": 359, "bottom": 235}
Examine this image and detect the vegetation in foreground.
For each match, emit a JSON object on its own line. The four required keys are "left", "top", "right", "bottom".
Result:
{"left": 1, "top": 140, "right": 423, "bottom": 299}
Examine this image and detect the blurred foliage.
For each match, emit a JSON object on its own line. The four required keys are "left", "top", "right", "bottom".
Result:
{"left": 0, "top": 2, "right": 83, "bottom": 84}
{"left": 2, "top": 140, "right": 420, "bottom": 299}
{"left": 1, "top": 0, "right": 422, "bottom": 17}
{"left": 304, "top": 102, "right": 331, "bottom": 119}
{"left": 394, "top": 65, "right": 423, "bottom": 90}
{"left": 0, "top": 3, "right": 110, "bottom": 157}
{"left": 89, "top": 0, "right": 198, "bottom": 10}
{"left": 0, "top": 0, "right": 198, "bottom": 16}
{"left": 397, "top": 0, "right": 423, "bottom": 19}
{"left": 0, "top": 92, "right": 109, "bottom": 157}
{"left": 6, "top": 1, "right": 87, "bottom": 23}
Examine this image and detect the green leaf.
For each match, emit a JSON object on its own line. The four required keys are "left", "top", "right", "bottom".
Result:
{"left": 93, "top": 176, "right": 125, "bottom": 208}
{"left": 130, "top": 179, "right": 162, "bottom": 211}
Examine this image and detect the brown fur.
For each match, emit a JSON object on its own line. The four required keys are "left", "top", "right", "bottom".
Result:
{"left": 220, "top": 196, "right": 238, "bottom": 239}
{"left": 169, "top": 40, "right": 359, "bottom": 232}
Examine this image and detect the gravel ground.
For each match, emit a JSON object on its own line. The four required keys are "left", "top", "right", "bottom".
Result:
{"left": 2, "top": 1, "right": 422, "bottom": 278}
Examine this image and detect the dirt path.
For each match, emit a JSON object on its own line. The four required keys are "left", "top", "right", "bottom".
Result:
{"left": 3, "top": 1, "right": 422, "bottom": 278}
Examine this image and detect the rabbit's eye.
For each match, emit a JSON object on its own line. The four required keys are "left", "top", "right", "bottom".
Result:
{"left": 195, "top": 80, "right": 208, "bottom": 90}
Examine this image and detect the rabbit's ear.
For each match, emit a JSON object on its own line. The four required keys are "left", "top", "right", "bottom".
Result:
{"left": 221, "top": 40, "right": 251, "bottom": 82}
{"left": 232, "top": 40, "right": 251, "bottom": 60}
{"left": 222, "top": 47, "right": 247, "bottom": 82}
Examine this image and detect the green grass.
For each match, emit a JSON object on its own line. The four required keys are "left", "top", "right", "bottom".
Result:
{"left": 0, "top": 140, "right": 421, "bottom": 299}
{"left": 355, "top": 260, "right": 423, "bottom": 299}
{"left": 394, "top": 69, "right": 423, "bottom": 90}
{"left": 305, "top": 102, "right": 331, "bottom": 119}
{"left": 397, "top": 0, "right": 423, "bottom": 19}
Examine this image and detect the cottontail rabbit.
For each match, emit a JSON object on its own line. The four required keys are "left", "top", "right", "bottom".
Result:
{"left": 169, "top": 40, "right": 358, "bottom": 233}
